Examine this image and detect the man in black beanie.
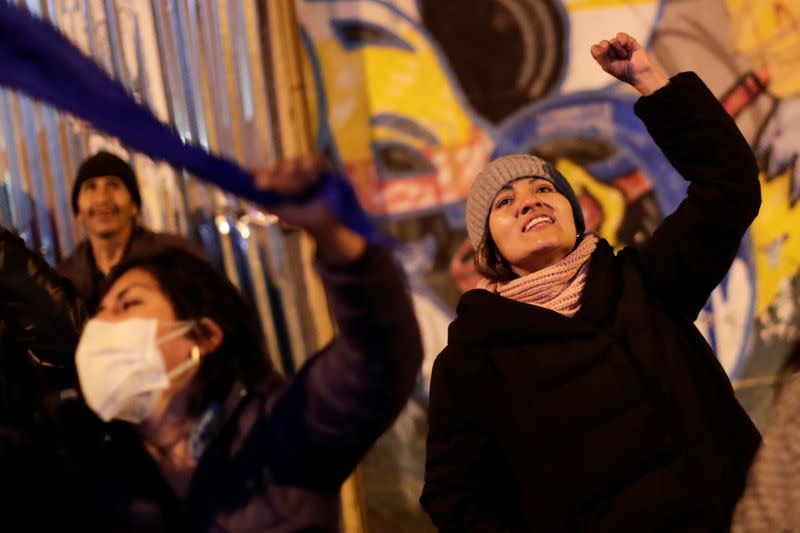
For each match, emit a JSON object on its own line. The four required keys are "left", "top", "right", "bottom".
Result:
{"left": 56, "top": 150, "right": 205, "bottom": 312}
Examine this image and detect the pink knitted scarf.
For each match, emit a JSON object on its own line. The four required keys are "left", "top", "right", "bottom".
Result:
{"left": 478, "top": 234, "right": 599, "bottom": 317}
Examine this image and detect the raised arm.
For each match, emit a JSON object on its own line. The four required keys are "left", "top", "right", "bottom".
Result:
{"left": 593, "top": 33, "right": 760, "bottom": 320}
{"left": 251, "top": 157, "right": 423, "bottom": 489}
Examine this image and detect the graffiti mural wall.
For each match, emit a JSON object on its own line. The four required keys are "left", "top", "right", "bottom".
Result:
{"left": 296, "top": 0, "right": 800, "bottom": 530}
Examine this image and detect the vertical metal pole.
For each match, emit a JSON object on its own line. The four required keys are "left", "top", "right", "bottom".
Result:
{"left": 258, "top": 1, "right": 365, "bottom": 530}
{"left": 28, "top": 0, "right": 78, "bottom": 259}
{"left": 0, "top": 93, "right": 35, "bottom": 247}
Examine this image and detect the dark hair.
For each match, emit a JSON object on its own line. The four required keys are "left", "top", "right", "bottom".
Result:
{"left": 474, "top": 230, "right": 516, "bottom": 282}
{"left": 103, "top": 248, "right": 279, "bottom": 416}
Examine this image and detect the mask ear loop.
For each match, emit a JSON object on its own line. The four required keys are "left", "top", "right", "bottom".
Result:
{"left": 157, "top": 320, "right": 197, "bottom": 345}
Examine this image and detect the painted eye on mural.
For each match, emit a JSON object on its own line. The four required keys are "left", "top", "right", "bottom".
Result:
{"left": 371, "top": 114, "right": 440, "bottom": 147}
{"left": 372, "top": 141, "right": 436, "bottom": 178}
{"left": 330, "top": 19, "right": 414, "bottom": 52}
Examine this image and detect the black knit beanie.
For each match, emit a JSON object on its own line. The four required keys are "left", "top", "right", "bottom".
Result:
{"left": 71, "top": 151, "right": 141, "bottom": 214}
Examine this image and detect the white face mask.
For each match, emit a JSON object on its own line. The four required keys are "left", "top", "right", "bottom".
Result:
{"left": 75, "top": 318, "right": 199, "bottom": 424}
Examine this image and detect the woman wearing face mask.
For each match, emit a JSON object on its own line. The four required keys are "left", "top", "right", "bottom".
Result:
{"left": 420, "top": 33, "right": 762, "bottom": 532}
{"left": 0, "top": 156, "right": 422, "bottom": 531}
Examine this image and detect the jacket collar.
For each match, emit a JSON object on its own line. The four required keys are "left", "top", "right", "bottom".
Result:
{"left": 449, "top": 239, "right": 619, "bottom": 345}
{"left": 188, "top": 371, "right": 285, "bottom": 461}
{"left": 188, "top": 381, "right": 251, "bottom": 460}
{"left": 73, "top": 224, "right": 147, "bottom": 277}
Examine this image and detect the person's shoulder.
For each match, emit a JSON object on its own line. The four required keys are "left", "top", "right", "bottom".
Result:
{"left": 435, "top": 317, "right": 490, "bottom": 370}
{"left": 455, "top": 287, "right": 503, "bottom": 311}
{"left": 595, "top": 237, "right": 641, "bottom": 270}
{"left": 135, "top": 227, "right": 206, "bottom": 258}
{"left": 433, "top": 342, "right": 476, "bottom": 367}
{"left": 153, "top": 230, "right": 199, "bottom": 249}
{"left": 55, "top": 239, "right": 91, "bottom": 275}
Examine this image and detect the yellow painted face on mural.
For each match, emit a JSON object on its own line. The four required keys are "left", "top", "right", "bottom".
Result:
{"left": 726, "top": 0, "right": 800, "bottom": 97}
{"left": 554, "top": 159, "right": 625, "bottom": 244}
{"left": 298, "top": 0, "right": 491, "bottom": 216}
{"left": 750, "top": 166, "right": 800, "bottom": 315}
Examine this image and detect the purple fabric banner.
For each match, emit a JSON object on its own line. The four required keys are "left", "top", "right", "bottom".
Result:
{"left": 0, "top": 2, "right": 381, "bottom": 242}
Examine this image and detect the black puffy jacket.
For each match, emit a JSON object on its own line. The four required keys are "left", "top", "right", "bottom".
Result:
{"left": 0, "top": 226, "right": 86, "bottom": 429}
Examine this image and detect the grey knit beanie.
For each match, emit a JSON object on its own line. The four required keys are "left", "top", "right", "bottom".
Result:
{"left": 466, "top": 154, "right": 585, "bottom": 249}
